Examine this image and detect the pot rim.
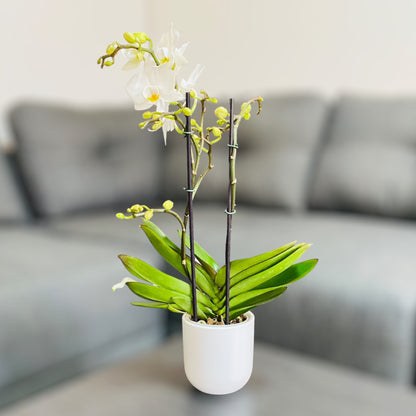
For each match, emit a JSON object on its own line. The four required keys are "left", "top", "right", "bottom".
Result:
{"left": 182, "top": 311, "right": 254, "bottom": 329}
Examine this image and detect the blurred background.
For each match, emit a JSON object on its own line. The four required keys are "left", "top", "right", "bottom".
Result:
{"left": 1, "top": 0, "right": 416, "bottom": 412}
{"left": 3, "top": 0, "right": 416, "bottom": 144}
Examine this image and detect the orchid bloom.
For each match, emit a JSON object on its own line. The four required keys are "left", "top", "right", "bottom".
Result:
{"left": 180, "top": 64, "right": 204, "bottom": 92}
{"left": 121, "top": 48, "right": 145, "bottom": 71}
{"left": 157, "top": 24, "right": 189, "bottom": 71}
{"left": 126, "top": 60, "right": 183, "bottom": 111}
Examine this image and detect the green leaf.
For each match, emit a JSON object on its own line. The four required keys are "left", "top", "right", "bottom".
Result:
{"left": 127, "top": 282, "right": 179, "bottom": 304}
{"left": 180, "top": 230, "right": 218, "bottom": 278}
{"left": 255, "top": 259, "right": 318, "bottom": 290}
{"left": 131, "top": 301, "right": 169, "bottom": 309}
{"left": 215, "top": 241, "right": 297, "bottom": 287}
{"left": 118, "top": 255, "right": 215, "bottom": 310}
{"left": 229, "top": 244, "right": 311, "bottom": 298}
{"left": 171, "top": 296, "right": 208, "bottom": 320}
{"left": 231, "top": 287, "right": 287, "bottom": 311}
{"left": 227, "top": 287, "right": 287, "bottom": 320}
{"left": 141, "top": 221, "right": 219, "bottom": 299}
{"left": 229, "top": 306, "right": 254, "bottom": 321}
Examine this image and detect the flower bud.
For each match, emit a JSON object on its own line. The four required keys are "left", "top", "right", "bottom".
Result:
{"left": 189, "top": 89, "right": 196, "bottom": 98}
{"left": 104, "top": 60, "right": 114, "bottom": 67}
{"left": 144, "top": 210, "right": 154, "bottom": 220}
{"left": 183, "top": 107, "right": 192, "bottom": 116}
{"left": 139, "top": 122, "right": 146, "bottom": 128}
{"left": 97, "top": 57, "right": 102, "bottom": 65}
{"left": 152, "top": 121, "right": 162, "bottom": 130}
{"left": 123, "top": 32, "right": 137, "bottom": 43}
{"left": 106, "top": 42, "right": 118, "bottom": 55}
{"left": 116, "top": 213, "right": 125, "bottom": 219}
{"left": 241, "top": 103, "right": 252, "bottom": 120}
{"left": 215, "top": 106, "right": 229, "bottom": 120}
{"left": 212, "top": 127, "right": 221, "bottom": 137}
{"left": 162, "top": 200, "right": 174, "bottom": 210}
{"left": 134, "top": 32, "right": 148, "bottom": 43}
{"left": 142, "top": 112, "right": 152, "bottom": 119}
{"left": 130, "top": 204, "right": 143, "bottom": 213}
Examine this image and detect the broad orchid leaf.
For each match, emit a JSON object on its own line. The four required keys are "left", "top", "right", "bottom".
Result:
{"left": 255, "top": 259, "right": 318, "bottom": 290}
{"left": 228, "top": 306, "right": 255, "bottom": 321}
{"left": 215, "top": 241, "right": 297, "bottom": 287}
{"left": 140, "top": 221, "right": 219, "bottom": 299}
{"left": 229, "top": 286, "right": 287, "bottom": 312}
{"left": 171, "top": 296, "right": 208, "bottom": 320}
{"left": 127, "top": 282, "right": 179, "bottom": 304}
{"left": 180, "top": 230, "right": 218, "bottom": 278}
{"left": 119, "top": 254, "right": 215, "bottom": 310}
{"left": 131, "top": 301, "right": 169, "bottom": 309}
{"left": 229, "top": 244, "right": 311, "bottom": 298}
{"left": 227, "top": 287, "right": 287, "bottom": 320}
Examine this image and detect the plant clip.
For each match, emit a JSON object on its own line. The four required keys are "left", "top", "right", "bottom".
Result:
{"left": 183, "top": 187, "right": 196, "bottom": 193}
{"left": 227, "top": 143, "right": 239, "bottom": 149}
{"left": 224, "top": 209, "right": 237, "bottom": 215}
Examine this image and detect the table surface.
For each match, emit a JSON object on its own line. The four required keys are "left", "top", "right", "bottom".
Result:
{"left": 2, "top": 336, "right": 416, "bottom": 416}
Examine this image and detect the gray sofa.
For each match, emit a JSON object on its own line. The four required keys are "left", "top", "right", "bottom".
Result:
{"left": 1, "top": 94, "right": 415, "bottom": 407}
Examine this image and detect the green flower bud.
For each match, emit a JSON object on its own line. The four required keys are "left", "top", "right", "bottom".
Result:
{"left": 123, "top": 32, "right": 137, "bottom": 43}
{"left": 130, "top": 204, "right": 143, "bottom": 213}
{"left": 97, "top": 57, "right": 102, "bottom": 65}
{"left": 143, "top": 112, "right": 152, "bottom": 119}
{"left": 240, "top": 103, "right": 252, "bottom": 120}
{"left": 134, "top": 32, "right": 148, "bottom": 43}
{"left": 144, "top": 210, "right": 154, "bottom": 220}
{"left": 162, "top": 200, "right": 174, "bottom": 210}
{"left": 215, "top": 106, "right": 229, "bottom": 120}
{"left": 106, "top": 42, "right": 118, "bottom": 55}
{"left": 183, "top": 107, "right": 192, "bottom": 116}
{"left": 212, "top": 127, "right": 221, "bottom": 137}
{"left": 152, "top": 121, "right": 162, "bottom": 130}
{"left": 104, "top": 60, "right": 114, "bottom": 67}
{"left": 116, "top": 213, "right": 125, "bottom": 219}
{"left": 139, "top": 122, "right": 146, "bottom": 128}
{"left": 189, "top": 89, "right": 196, "bottom": 98}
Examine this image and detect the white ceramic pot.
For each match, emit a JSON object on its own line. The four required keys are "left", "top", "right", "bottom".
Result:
{"left": 182, "top": 311, "right": 255, "bottom": 395}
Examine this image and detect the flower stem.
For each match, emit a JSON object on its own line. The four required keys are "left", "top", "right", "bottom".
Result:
{"left": 185, "top": 92, "right": 198, "bottom": 322}
{"left": 225, "top": 98, "right": 236, "bottom": 325}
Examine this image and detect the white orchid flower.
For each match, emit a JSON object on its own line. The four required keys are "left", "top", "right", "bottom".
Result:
{"left": 112, "top": 277, "right": 136, "bottom": 291}
{"left": 157, "top": 100, "right": 176, "bottom": 145}
{"left": 126, "top": 60, "right": 183, "bottom": 111}
{"left": 180, "top": 64, "right": 204, "bottom": 92}
{"left": 157, "top": 24, "right": 189, "bottom": 71}
{"left": 121, "top": 48, "right": 144, "bottom": 71}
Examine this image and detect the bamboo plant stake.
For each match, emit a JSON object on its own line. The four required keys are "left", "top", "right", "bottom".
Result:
{"left": 225, "top": 98, "right": 236, "bottom": 325}
{"left": 184, "top": 92, "right": 198, "bottom": 322}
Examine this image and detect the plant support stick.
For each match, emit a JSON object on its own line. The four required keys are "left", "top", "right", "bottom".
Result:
{"left": 225, "top": 98, "right": 236, "bottom": 325}
{"left": 185, "top": 92, "right": 198, "bottom": 322}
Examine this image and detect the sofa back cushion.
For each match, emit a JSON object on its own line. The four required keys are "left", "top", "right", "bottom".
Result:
{"left": 9, "top": 103, "right": 163, "bottom": 217}
{"left": 310, "top": 96, "right": 416, "bottom": 219}
{"left": 162, "top": 94, "right": 328, "bottom": 211}
{"left": 0, "top": 149, "right": 27, "bottom": 223}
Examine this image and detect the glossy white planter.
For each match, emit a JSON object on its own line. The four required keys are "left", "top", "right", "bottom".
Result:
{"left": 182, "top": 312, "right": 255, "bottom": 395}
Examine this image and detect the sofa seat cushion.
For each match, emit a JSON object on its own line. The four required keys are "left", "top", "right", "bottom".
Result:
{"left": 0, "top": 227, "right": 165, "bottom": 407}
{"left": 8, "top": 103, "right": 164, "bottom": 218}
{"left": 0, "top": 151, "right": 26, "bottom": 223}
{"left": 310, "top": 95, "right": 416, "bottom": 219}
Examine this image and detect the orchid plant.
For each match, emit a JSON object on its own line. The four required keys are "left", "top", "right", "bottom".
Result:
{"left": 98, "top": 26, "right": 317, "bottom": 324}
